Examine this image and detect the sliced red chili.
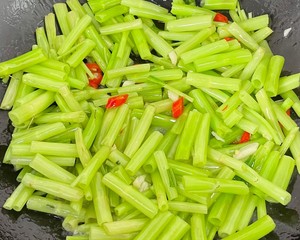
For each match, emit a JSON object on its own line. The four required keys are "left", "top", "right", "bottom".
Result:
{"left": 106, "top": 94, "right": 129, "bottom": 109}
{"left": 224, "top": 37, "right": 235, "bottom": 41}
{"left": 239, "top": 131, "right": 251, "bottom": 143}
{"left": 172, "top": 97, "right": 184, "bottom": 118}
{"left": 86, "top": 63, "right": 103, "bottom": 89}
{"left": 214, "top": 13, "right": 229, "bottom": 23}
{"left": 286, "top": 108, "right": 291, "bottom": 116}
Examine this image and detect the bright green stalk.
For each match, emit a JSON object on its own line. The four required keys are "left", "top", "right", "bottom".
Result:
{"left": 45, "top": 13, "right": 56, "bottom": 49}
{"left": 171, "top": 3, "right": 214, "bottom": 16}
{"left": 129, "top": 7, "right": 175, "bottom": 22}
{"left": 242, "top": 106, "right": 281, "bottom": 144}
{"left": 221, "top": 64, "right": 245, "bottom": 78}
{"left": 101, "top": 104, "right": 130, "bottom": 147}
{"left": 100, "top": 19, "right": 142, "bottom": 35}
{"left": 264, "top": 55, "right": 285, "bottom": 96}
{"left": 0, "top": 71, "right": 22, "bottom": 110}
{"left": 95, "top": 5, "right": 128, "bottom": 23}
{"left": 255, "top": 88, "right": 284, "bottom": 143}
{"left": 168, "top": 201, "right": 207, "bottom": 214}
{"left": 124, "top": 14, "right": 151, "bottom": 60}
{"left": 134, "top": 211, "right": 174, "bottom": 240}
{"left": 168, "top": 159, "right": 211, "bottom": 177}
{"left": 194, "top": 48, "right": 252, "bottom": 72}
{"left": 218, "top": 194, "right": 249, "bottom": 238}
{"left": 90, "top": 226, "right": 136, "bottom": 239}
{"left": 34, "top": 111, "right": 86, "bottom": 124}
{"left": 251, "top": 27, "right": 273, "bottom": 43}
{"left": 238, "top": 14, "right": 269, "bottom": 32}
{"left": 189, "top": 89, "right": 232, "bottom": 137}
{"left": 278, "top": 127, "right": 299, "bottom": 157}
{"left": 251, "top": 55, "right": 270, "bottom": 89}
{"left": 66, "top": 0, "right": 86, "bottom": 17}
{"left": 107, "top": 63, "right": 150, "bottom": 79}
{"left": 128, "top": 69, "right": 183, "bottom": 83}
{"left": 147, "top": 76, "right": 193, "bottom": 102}
{"left": 30, "top": 141, "right": 78, "bottom": 157}
{"left": 181, "top": 39, "right": 229, "bottom": 64}
{"left": 26, "top": 195, "right": 85, "bottom": 219}
{"left": 183, "top": 175, "right": 249, "bottom": 195}
{"left": 91, "top": 172, "right": 113, "bottom": 225}
{"left": 175, "top": 26, "right": 215, "bottom": 56}
{"left": 190, "top": 213, "right": 207, "bottom": 240}
{"left": 103, "top": 172, "right": 158, "bottom": 218}
{"left": 0, "top": 48, "right": 47, "bottom": 77}
{"left": 93, "top": 108, "right": 118, "bottom": 151}
{"left": 193, "top": 113, "right": 211, "bottom": 167}
{"left": 271, "top": 155, "right": 295, "bottom": 191}
{"left": 22, "top": 73, "right": 68, "bottom": 92}
{"left": 151, "top": 170, "right": 168, "bottom": 211}
{"left": 83, "top": 105, "right": 104, "bottom": 149}
{"left": 187, "top": 72, "right": 242, "bottom": 91}
{"left": 158, "top": 31, "right": 196, "bottom": 42}
{"left": 124, "top": 105, "right": 156, "bottom": 157}
{"left": 203, "top": 0, "right": 237, "bottom": 10}
{"left": 3, "top": 183, "right": 35, "bottom": 211}
{"left": 222, "top": 215, "right": 275, "bottom": 240}
{"left": 154, "top": 151, "right": 178, "bottom": 201}
{"left": 22, "top": 173, "right": 83, "bottom": 202}
{"left": 58, "top": 86, "right": 86, "bottom": 114}
{"left": 66, "top": 39, "right": 96, "bottom": 67}
{"left": 103, "top": 218, "right": 148, "bottom": 235}
{"left": 175, "top": 109, "right": 202, "bottom": 160}
{"left": 112, "top": 165, "right": 132, "bottom": 185}
{"left": 53, "top": 3, "right": 70, "bottom": 35}
{"left": 239, "top": 90, "right": 261, "bottom": 113}
{"left": 278, "top": 73, "right": 300, "bottom": 94}
{"left": 25, "top": 64, "right": 67, "bottom": 81}
{"left": 237, "top": 194, "right": 258, "bottom": 230}
{"left": 121, "top": 0, "right": 168, "bottom": 14}
{"left": 29, "top": 153, "right": 76, "bottom": 184}
{"left": 58, "top": 15, "right": 92, "bottom": 55}
{"left": 143, "top": 131, "right": 177, "bottom": 173}
{"left": 235, "top": 164, "right": 291, "bottom": 205}
{"left": 142, "top": 23, "right": 174, "bottom": 60}
{"left": 36, "top": 27, "right": 50, "bottom": 55}
{"left": 88, "top": 0, "right": 121, "bottom": 12}
{"left": 9, "top": 91, "right": 55, "bottom": 125}
{"left": 208, "top": 193, "right": 234, "bottom": 227}
{"left": 125, "top": 131, "right": 163, "bottom": 176}
{"left": 239, "top": 47, "right": 265, "bottom": 80}
{"left": 256, "top": 197, "right": 267, "bottom": 219}
{"left": 228, "top": 22, "right": 259, "bottom": 51}
{"left": 72, "top": 145, "right": 111, "bottom": 189}
{"left": 280, "top": 90, "right": 300, "bottom": 117}
{"left": 259, "top": 151, "right": 281, "bottom": 180}
{"left": 224, "top": 109, "right": 243, "bottom": 129}
{"left": 158, "top": 215, "right": 190, "bottom": 240}
{"left": 150, "top": 99, "right": 172, "bottom": 114}
{"left": 166, "top": 15, "right": 213, "bottom": 32}
{"left": 41, "top": 59, "right": 70, "bottom": 73}
{"left": 207, "top": 147, "right": 246, "bottom": 171}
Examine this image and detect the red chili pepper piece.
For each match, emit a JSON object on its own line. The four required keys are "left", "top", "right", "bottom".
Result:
{"left": 172, "top": 97, "right": 184, "bottom": 118}
{"left": 106, "top": 94, "right": 129, "bottom": 109}
{"left": 214, "top": 13, "right": 229, "bottom": 23}
{"left": 224, "top": 37, "right": 235, "bottom": 41}
{"left": 86, "top": 63, "right": 103, "bottom": 89}
{"left": 286, "top": 108, "right": 291, "bottom": 116}
{"left": 239, "top": 131, "right": 251, "bottom": 143}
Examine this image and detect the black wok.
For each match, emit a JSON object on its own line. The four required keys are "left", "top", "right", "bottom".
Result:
{"left": 0, "top": 0, "right": 300, "bottom": 239}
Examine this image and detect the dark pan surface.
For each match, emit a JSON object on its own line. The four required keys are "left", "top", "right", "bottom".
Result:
{"left": 0, "top": 0, "right": 300, "bottom": 239}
